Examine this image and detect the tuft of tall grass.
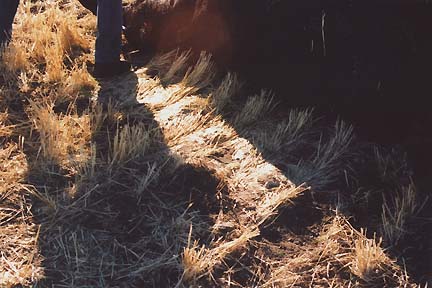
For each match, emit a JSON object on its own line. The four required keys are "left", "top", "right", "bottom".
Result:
{"left": 381, "top": 182, "right": 421, "bottom": 246}
{"left": 233, "top": 89, "right": 275, "bottom": 128}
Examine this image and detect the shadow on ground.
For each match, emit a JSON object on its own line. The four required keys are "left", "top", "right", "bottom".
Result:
{"left": 11, "top": 71, "right": 228, "bottom": 286}
{"left": 207, "top": 4, "right": 432, "bottom": 284}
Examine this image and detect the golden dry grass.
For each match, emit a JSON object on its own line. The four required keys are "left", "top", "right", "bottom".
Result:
{"left": 261, "top": 215, "right": 412, "bottom": 287}
{"left": 0, "top": 1, "right": 427, "bottom": 287}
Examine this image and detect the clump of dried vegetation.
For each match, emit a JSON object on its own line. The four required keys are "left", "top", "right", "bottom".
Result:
{"left": 0, "top": 1, "right": 428, "bottom": 287}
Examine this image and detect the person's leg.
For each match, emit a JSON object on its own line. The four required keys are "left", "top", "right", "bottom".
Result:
{"left": 0, "top": 0, "right": 20, "bottom": 47}
{"left": 77, "top": 0, "right": 97, "bottom": 15}
{"left": 93, "top": 0, "right": 130, "bottom": 77}
{"left": 95, "top": 0, "right": 122, "bottom": 64}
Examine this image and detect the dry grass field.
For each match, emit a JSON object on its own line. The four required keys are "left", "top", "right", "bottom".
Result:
{"left": 0, "top": 1, "right": 429, "bottom": 287}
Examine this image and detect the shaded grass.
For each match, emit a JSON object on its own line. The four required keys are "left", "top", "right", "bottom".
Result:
{"left": 0, "top": 1, "right": 428, "bottom": 287}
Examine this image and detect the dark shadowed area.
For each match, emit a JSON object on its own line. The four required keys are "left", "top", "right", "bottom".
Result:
{"left": 123, "top": 0, "right": 432, "bottom": 283}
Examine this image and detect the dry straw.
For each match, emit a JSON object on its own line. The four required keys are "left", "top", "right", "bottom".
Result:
{"left": 0, "top": 1, "right": 422, "bottom": 287}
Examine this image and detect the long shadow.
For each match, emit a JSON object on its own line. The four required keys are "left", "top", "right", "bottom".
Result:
{"left": 5, "top": 69, "right": 228, "bottom": 286}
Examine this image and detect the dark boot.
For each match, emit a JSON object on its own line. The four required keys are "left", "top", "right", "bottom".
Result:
{"left": 92, "top": 60, "right": 131, "bottom": 79}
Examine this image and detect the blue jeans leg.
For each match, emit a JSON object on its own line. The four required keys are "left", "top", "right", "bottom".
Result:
{"left": 0, "top": 0, "right": 20, "bottom": 46}
{"left": 95, "top": 0, "right": 122, "bottom": 63}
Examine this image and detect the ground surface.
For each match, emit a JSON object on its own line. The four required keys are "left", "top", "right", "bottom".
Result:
{"left": 0, "top": 2, "right": 430, "bottom": 287}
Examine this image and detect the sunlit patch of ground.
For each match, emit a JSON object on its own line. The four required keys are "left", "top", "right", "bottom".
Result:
{"left": 0, "top": 1, "right": 428, "bottom": 287}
